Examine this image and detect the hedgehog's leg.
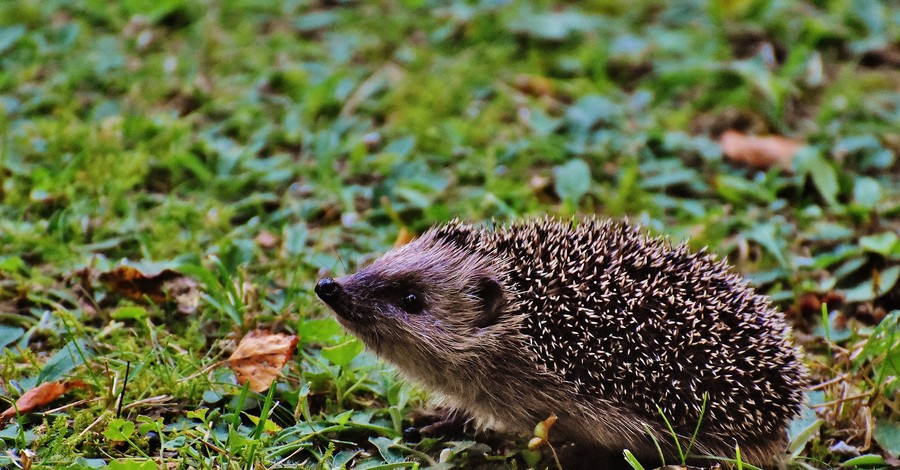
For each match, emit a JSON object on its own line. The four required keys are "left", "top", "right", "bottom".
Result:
{"left": 414, "top": 407, "right": 475, "bottom": 437}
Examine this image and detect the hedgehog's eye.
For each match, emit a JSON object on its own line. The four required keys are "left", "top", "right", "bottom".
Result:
{"left": 399, "top": 292, "right": 424, "bottom": 314}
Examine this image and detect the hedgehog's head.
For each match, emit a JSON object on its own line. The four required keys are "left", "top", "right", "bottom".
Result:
{"left": 315, "top": 223, "right": 518, "bottom": 386}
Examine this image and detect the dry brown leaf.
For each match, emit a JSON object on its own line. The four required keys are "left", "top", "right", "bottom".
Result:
{"left": 513, "top": 74, "right": 554, "bottom": 97}
{"left": 719, "top": 130, "right": 803, "bottom": 171}
{"left": 394, "top": 227, "right": 416, "bottom": 247}
{"left": 227, "top": 330, "right": 299, "bottom": 393}
{"left": 255, "top": 230, "right": 278, "bottom": 249}
{"left": 0, "top": 380, "right": 90, "bottom": 422}
{"left": 166, "top": 276, "right": 200, "bottom": 314}
{"left": 529, "top": 173, "right": 556, "bottom": 204}
{"left": 99, "top": 265, "right": 199, "bottom": 314}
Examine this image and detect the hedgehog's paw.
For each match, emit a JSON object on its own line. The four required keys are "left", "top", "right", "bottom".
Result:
{"left": 414, "top": 407, "right": 475, "bottom": 437}
{"left": 403, "top": 407, "right": 472, "bottom": 442}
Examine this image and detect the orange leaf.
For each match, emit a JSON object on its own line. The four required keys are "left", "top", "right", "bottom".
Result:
{"left": 513, "top": 74, "right": 554, "bottom": 97}
{"left": 99, "top": 265, "right": 199, "bottom": 314}
{"left": 393, "top": 227, "right": 416, "bottom": 247}
{"left": 0, "top": 380, "right": 90, "bottom": 422}
{"left": 719, "top": 130, "right": 803, "bottom": 171}
{"left": 227, "top": 330, "right": 299, "bottom": 393}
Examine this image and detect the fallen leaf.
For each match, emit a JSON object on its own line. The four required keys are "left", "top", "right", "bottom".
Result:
{"left": 719, "top": 130, "right": 803, "bottom": 171}
{"left": 99, "top": 266, "right": 199, "bottom": 314}
{"left": 393, "top": 227, "right": 415, "bottom": 247}
{"left": 529, "top": 173, "right": 557, "bottom": 204}
{"left": 227, "top": 330, "right": 299, "bottom": 393}
{"left": 255, "top": 230, "right": 278, "bottom": 249}
{"left": 513, "top": 74, "right": 554, "bottom": 97}
{"left": 0, "top": 380, "right": 90, "bottom": 422}
{"left": 165, "top": 276, "right": 200, "bottom": 314}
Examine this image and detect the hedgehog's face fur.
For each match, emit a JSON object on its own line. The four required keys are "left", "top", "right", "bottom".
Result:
{"left": 315, "top": 228, "right": 518, "bottom": 388}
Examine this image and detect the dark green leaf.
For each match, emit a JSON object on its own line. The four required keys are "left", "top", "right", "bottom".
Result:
{"left": 283, "top": 223, "right": 309, "bottom": 257}
{"left": 874, "top": 418, "right": 900, "bottom": 459}
{"left": 37, "top": 339, "right": 95, "bottom": 384}
{"left": 0, "top": 326, "right": 24, "bottom": 350}
{"left": 859, "top": 232, "right": 899, "bottom": 257}
{"left": 852, "top": 177, "right": 882, "bottom": 208}
{"left": 744, "top": 222, "right": 789, "bottom": 268}
{"left": 842, "top": 265, "right": 900, "bottom": 302}
{"left": 369, "top": 436, "right": 404, "bottom": 463}
{"left": 507, "top": 11, "right": 596, "bottom": 41}
{"left": 553, "top": 159, "right": 592, "bottom": 207}
{"left": 0, "top": 25, "right": 26, "bottom": 54}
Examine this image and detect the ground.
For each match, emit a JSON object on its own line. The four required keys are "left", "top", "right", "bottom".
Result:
{"left": 0, "top": 0, "right": 898, "bottom": 469}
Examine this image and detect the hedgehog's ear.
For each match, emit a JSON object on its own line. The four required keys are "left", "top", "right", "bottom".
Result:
{"left": 472, "top": 277, "right": 505, "bottom": 327}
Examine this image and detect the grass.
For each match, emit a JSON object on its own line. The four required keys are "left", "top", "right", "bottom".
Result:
{"left": 1, "top": 0, "right": 899, "bottom": 468}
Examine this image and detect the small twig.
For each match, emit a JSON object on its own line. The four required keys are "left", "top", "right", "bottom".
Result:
{"left": 862, "top": 405, "right": 873, "bottom": 452}
{"left": 333, "top": 248, "right": 347, "bottom": 276}
{"left": 837, "top": 382, "right": 848, "bottom": 418}
{"left": 199, "top": 438, "right": 228, "bottom": 456}
{"left": 546, "top": 441, "right": 563, "bottom": 470}
{"left": 811, "top": 392, "right": 873, "bottom": 408}
{"left": 809, "top": 374, "right": 850, "bottom": 390}
{"left": 104, "top": 361, "right": 114, "bottom": 405}
{"left": 77, "top": 414, "right": 106, "bottom": 441}
{"left": 268, "top": 445, "right": 309, "bottom": 470}
{"left": 116, "top": 361, "right": 131, "bottom": 418}
{"left": 43, "top": 397, "right": 102, "bottom": 415}
{"left": 181, "top": 359, "right": 225, "bottom": 382}
{"left": 122, "top": 395, "right": 174, "bottom": 411}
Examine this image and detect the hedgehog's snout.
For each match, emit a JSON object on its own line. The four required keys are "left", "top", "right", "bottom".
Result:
{"left": 315, "top": 278, "right": 340, "bottom": 300}
{"left": 316, "top": 277, "right": 369, "bottom": 324}
{"left": 315, "top": 278, "right": 347, "bottom": 313}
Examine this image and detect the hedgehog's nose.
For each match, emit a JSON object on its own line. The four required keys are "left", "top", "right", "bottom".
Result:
{"left": 315, "top": 278, "right": 341, "bottom": 301}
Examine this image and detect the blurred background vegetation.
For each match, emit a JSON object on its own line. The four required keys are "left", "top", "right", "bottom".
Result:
{"left": 0, "top": 0, "right": 898, "bottom": 468}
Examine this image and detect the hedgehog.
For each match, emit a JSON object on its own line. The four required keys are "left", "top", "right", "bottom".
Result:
{"left": 315, "top": 217, "right": 807, "bottom": 467}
